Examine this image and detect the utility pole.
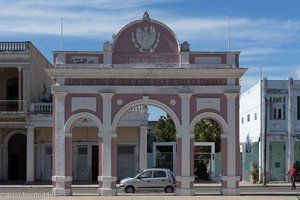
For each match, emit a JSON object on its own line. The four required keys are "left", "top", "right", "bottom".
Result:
{"left": 263, "top": 97, "right": 268, "bottom": 186}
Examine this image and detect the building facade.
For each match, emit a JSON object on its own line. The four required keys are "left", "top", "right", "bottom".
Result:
{"left": 240, "top": 77, "right": 300, "bottom": 182}
{"left": 0, "top": 41, "right": 149, "bottom": 184}
{"left": 47, "top": 12, "right": 246, "bottom": 196}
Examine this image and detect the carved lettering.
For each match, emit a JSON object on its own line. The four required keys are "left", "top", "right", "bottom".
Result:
{"left": 65, "top": 78, "right": 227, "bottom": 86}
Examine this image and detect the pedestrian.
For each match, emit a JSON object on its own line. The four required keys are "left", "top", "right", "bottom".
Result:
{"left": 286, "top": 164, "right": 297, "bottom": 190}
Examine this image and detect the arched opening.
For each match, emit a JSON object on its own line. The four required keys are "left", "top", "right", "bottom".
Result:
{"left": 112, "top": 101, "right": 180, "bottom": 183}
{"left": 193, "top": 118, "right": 222, "bottom": 182}
{"left": 8, "top": 134, "right": 26, "bottom": 181}
{"left": 64, "top": 112, "right": 102, "bottom": 185}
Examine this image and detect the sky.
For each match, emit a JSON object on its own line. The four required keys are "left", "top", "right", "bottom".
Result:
{"left": 1, "top": 0, "right": 300, "bottom": 120}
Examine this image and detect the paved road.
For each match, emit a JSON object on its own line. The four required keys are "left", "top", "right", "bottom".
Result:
{"left": 0, "top": 182, "right": 300, "bottom": 199}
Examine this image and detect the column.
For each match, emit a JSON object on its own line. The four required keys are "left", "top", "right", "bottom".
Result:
{"left": 222, "top": 93, "right": 240, "bottom": 195}
{"left": 176, "top": 93, "right": 194, "bottom": 196}
{"left": 64, "top": 132, "right": 72, "bottom": 194}
{"left": 52, "top": 92, "right": 69, "bottom": 196}
{"left": 26, "top": 126, "right": 35, "bottom": 183}
{"left": 98, "top": 93, "right": 117, "bottom": 196}
{"left": 139, "top": 126, "right": 148, "bottom": 170}
{"left": 2, "top": 145, "right": 7, "bottom": 180}
{"left": 17, "top": 66, "right": 22, "bottom": 111}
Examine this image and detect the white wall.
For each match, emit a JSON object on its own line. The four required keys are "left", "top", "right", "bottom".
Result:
{"left": 240, "top": 81, "right": 262, "bottom": 143}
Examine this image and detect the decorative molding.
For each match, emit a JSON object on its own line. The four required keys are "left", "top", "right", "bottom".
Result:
{"left": 170, "top": 99, "right": 176, "bottom": 106}
{"left": 116, "top": 99, "right": 123, "bottom": 105}
{"left": 197, "top": 98, "right": 220, "bottom": 112}
{"left": 71, "top": 97, "right": 96, "bottom": 112}
{"left": 71, "top": 56, "right": 98, "bottom": 64}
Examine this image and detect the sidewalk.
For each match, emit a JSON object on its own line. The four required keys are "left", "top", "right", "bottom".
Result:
{"left": 0, "top": 181, "right": 298, "bottom": 200}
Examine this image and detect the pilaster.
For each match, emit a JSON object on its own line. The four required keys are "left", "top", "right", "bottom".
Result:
{"left": 98, "top": 93, "right": 117, "bottom": 196}
{"left": 26, "top": 126, "right": 35, "bottom": 183}
{"left": 222, "top": 92, "right": 240, "bottom": 195}
{"left": 139, "top": 126, "right": 148, "bottom": 170}
{"left": 52, "top": 91, "right": 69, "bottom": 196}
{"left": 17, "top": 66, "right": 22, "bottom": 111}
{"left": 176, "top": 93, "right": 194, "bottom": 196}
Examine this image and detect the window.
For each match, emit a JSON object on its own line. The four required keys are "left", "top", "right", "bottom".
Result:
{"left": 247, "top": 114, "right": 250, "bottom": 122}
{"left": 254, "top": 113, "right": 257, "bottom": 120}
{"left": 241, "top": 117, "right": 244, "bottom": 124}
{"left": 154, "top": 170, "right": 167, "bottom": 178}
{"left": 270, "top": 97, "right": 286, "bottom": 120}
{"left": 139, "top": 171, "right": 152, "bottom": 178}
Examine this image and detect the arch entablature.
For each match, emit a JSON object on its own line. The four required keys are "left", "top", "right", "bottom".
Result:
{"left": 112, "top": 98, "right": 181, "bottom": 133}
{"left": 64, "top": 112, "right": 103, "bottom": 134}
{"left": 3, "top": 129, "right": 27, "bottom": 144}
{"left": 190, "top": 112, "right": 228, "bottom": 134}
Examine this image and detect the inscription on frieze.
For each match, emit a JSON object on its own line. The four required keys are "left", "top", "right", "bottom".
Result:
{"left": 65, "top": 78, "right": 226, "bottom": 86}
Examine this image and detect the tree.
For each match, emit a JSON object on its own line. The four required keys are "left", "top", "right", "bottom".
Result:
{"left": 194, "top": 119, "right": 221, "bottom": 152}
{"left": 193, "top": 119, "right": 221, "bottom": 181}
{"left": 153, "top": 114, "right": 176, "bottom": 142}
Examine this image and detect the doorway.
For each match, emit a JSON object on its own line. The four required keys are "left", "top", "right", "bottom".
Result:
{"left": 92, "top": 145, "right": 98, "bottom": 181}
{"left": 8, "top": 134, "right": 26, "bottom": 180}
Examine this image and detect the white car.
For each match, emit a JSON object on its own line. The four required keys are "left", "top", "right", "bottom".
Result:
{"left": 119, "top": 168, "right": 176, "bottom": 193}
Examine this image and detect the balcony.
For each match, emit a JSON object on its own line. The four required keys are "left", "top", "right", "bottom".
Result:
{"left": 30, "top": 103, "right": 53, "bottom": 114}
{"left": 0, "top": 100, "right": 26, "bottom": 112}
{"left": 0, "top": 42, "right": 29, "bottom": 52}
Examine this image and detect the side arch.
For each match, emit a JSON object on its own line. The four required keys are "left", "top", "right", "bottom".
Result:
{"left": 4, "top": 129, "right": 26, "bottom": 144}
{"left": 190, "top": 112, "right": 228, "bottom": 134}
{"left": 64, "top": 112, "right": 103, "bottom": 134}
{"left": 112, "top": 99, "right": 180, "bottom": 133}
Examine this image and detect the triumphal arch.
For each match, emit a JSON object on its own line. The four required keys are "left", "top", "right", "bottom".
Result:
{"left": 47, "top": 12, "right": 246, "bottom": 196}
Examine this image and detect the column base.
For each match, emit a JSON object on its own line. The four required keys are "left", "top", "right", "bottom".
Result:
{"left": 52, "top": 188, "right": 72, "bottom": 196}
{"left": 98, "top": 188, "right": 117, "bottom": 196}
{"left": 176, "top": 176, "right": 195, "bottom": 196}
{"left": 176, "top": 188, "right": 195, "bottom": 196}
{"left": 221, "top": 188, "right": 240, "bottom": 196}
{"left": 52, "top": 176, "right": 72, "bottom": 196}
{"left": 98, "top": 176, "right": 117, "bottom": 196}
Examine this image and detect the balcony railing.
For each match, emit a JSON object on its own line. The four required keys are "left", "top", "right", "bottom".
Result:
{"left": 128, "top": 105, "right": 148, "bottom": 113}
{"left": 0, "top": 42, "right": 29, "bottom": 51}
{"left": 3, "top": 103, "right": 146, "bottom": 114}
{"left": 0, "top": 100, "right": 26, "bottom": 112}
{"left": 30, "top": 103, "right": 53, "bottom": 114}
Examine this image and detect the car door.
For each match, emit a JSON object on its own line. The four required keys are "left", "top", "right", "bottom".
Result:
{"left": 151, "top": 170, "right": 168, "bottom": 190}
{"left": 135, "top": 170, "right": 153, "bottom": 191}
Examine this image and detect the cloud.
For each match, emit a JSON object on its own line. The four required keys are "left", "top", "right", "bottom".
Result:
{"left": 293, "top": 66, "right": 300, "bottom": 79}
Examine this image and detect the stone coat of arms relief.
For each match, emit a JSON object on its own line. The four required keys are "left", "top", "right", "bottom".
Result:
{"left": 132, "top": 26, "right": 160, "bottom": 53}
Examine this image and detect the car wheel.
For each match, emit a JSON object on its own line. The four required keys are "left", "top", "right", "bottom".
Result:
{"left": 165, "top": 186, "right": 174, "bottom": 193}
{"left": 125, "top": 186, "right": 135, "bottom": 193}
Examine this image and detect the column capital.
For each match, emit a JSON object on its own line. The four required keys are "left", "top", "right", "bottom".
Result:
{"left": 17, "top": 65, "right": 23, "bottom": 72}
{"left": 100, "top": 92, "right": 115, "bottom": 99}
{"left": 54, "top": 91, "right": 68, "bottom": 98}
{"left": 98, "top": 132, "right": 117, "bottom": 138}
{"left": 178, "top": 92, "right": 193, "bottom": 98}
{"left": 26, "top": 126, "right": 35, "bottom": 130}
{"left": 224, "top": 92, "right": 238, "bottom": 98}
{"left": 65, "top": 132, "right": 72, "bottom": 138}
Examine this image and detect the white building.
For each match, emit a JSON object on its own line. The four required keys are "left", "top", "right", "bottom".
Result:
{"left": 240, "top": 77, "right": 300, "bottom": 182}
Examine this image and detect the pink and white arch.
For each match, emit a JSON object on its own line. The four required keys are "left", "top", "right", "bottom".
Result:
{"left": 47, "top": 12, "right": 246, "bottom": 196}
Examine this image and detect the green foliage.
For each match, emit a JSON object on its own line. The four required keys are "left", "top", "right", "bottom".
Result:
{"left": 153, "top": 114, "right": 176, "bottom": 142}
{"left": 194, "top": 160, "right": 209, "bottom": 180}
{"left": 194, "top": 119, "right": 221, "bottom": 152}
{"left": 250, "top": 162, "right": 259, "bottom": 182}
